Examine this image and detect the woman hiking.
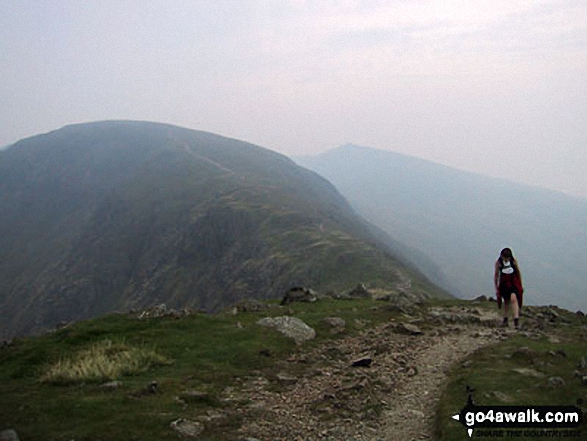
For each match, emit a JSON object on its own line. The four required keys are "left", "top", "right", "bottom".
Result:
{"left": 494, "top": 247, "right": 524, "bottom": 329}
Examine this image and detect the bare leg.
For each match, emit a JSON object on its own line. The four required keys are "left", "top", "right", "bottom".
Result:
{"left": 510, "top": 293, "right": 519, "bottom": 318}
{"left": 510, "top": 293, "right": 520, "bottom": 328}
{"left": 502, "top": 298, "right": 510, "bottom": 326}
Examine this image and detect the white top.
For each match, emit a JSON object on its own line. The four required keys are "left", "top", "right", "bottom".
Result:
{"left": 501, "top": 259, "right": 514, "bottom": 275}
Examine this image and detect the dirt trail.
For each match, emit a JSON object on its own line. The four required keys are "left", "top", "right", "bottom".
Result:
{"left": 234, "top": 305, "right": 509, "bottom": 441}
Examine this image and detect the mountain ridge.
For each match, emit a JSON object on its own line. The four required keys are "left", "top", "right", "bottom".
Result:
{"left": 0, "top": 121, "right": 448, "bottom": 339}
{"left": 295, "top": 144, "right": 587, "bottom": 312}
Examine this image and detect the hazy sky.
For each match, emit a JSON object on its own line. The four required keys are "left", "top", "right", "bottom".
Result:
{"left": 1, "top": 0, "right": 586, "bottom": 197}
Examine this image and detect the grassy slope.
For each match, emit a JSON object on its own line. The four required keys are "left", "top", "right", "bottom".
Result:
{"left": 435, "top": 303, "right": 587, "bottom": 441}
{"left": 0, "top": 122, "right": 447, "bottom": 339}
{"left": 0, "top": 298, "right": 401, "bottom": 440}
{"left": 1, "top": 298, "right": 585, "bottom": 440}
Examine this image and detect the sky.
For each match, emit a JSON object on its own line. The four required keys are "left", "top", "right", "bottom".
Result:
{"left": 1, "top": 0, "right": 586, "bottom": 197}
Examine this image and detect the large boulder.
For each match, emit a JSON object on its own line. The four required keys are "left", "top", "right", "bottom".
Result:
{"left": 257, "top": 316, "right": 316, "bottom": 344}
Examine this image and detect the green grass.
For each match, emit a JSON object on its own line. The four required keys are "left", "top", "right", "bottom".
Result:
{"left": 435, "top": 310, "right": 587, "bottom": 441}
{"left": 0, "top": 298, "right": 398, "bottom": 440}
{"left": 3, "top": 298, "right": 585, "bottom": 440}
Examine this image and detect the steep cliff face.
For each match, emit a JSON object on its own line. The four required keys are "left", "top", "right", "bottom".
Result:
{"left": 0, "top": 121, "right": 447, "bottom": 338}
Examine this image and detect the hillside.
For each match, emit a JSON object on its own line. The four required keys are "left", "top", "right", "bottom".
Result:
{"left": 0, "top": 122, "right": 447, "bottom": 339}
{"left": 295, "top": 144, "right": 587, "bottom": 312}
{"left": 1, "top": 296, "right": 585, "bottom": 440}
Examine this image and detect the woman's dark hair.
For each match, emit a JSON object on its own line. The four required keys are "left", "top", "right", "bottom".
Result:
{"left": 500, "top": 248, "right": 513, "bottom": 259}
{"left": 499, "top": 247, "right": 518, "bottom": 271}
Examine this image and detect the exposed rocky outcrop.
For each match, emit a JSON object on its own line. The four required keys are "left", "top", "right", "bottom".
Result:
{"left": 280, "top": 287, "right": 318, "bottom": 305}
{"left": 257, "top": 316, "right": 316, "bottom": 344}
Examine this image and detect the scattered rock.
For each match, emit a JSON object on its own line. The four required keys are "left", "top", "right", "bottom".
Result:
{"left": 582, "top": 376, "right": 587, "bottom": 386}
{"left": 322, "top": 317, "right": 346, "bottom": 328}
{"left": 347, "top": 283, "right": 372, "bottom": 299}
{"left": 232, "top": 299, "right": 269, "bottom": 313}
{"left": 512, "top": 368, "right": 545, "bottom": 378}
{"left": 281, "top": 287, "right": 318, "bottom": 305}
{"left": 138, "top": 304, "right": 192, "bottom": 320}
{"left": 394, "top": 323, "right": 423, "bottom": 336}
{"left": 100, "top": 381, "right": 123, "bottom": 390}
{"left": 576, "top": 356, "right": 587, "bottom": 369}
{"left": 0, "top": 430, "right": 19, "bottom": 441}
{"left": 547, "top": 377, "right": 565, "bottom": 387}
{"left": 276, "top": 373, "right": 298, "bottom": 385}
{"left": 491, "top": 391, "right": 514, "bottom": 403}
{"left": 547, "top": 308, "right": 560, "bottom": 320}
{"left": 257, "top": 316, "right": 316, "bottom": 344}
{"left": 170, "top": 419, "right": 204, "bottom": 438}
{"left": 406, "top": 366, "right": 419, "bottom": 377}
{"left": 351, "top": 356, "right": 373, "bottom": 368}
{"left": 147, "top": 380, "right": 159, "bottom": 394}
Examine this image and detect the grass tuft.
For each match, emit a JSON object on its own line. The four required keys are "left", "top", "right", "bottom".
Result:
{"left": 40, "top": 339, "right": 170, "bottom": 384}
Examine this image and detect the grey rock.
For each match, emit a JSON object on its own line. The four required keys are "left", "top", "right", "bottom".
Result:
{"left": 276, "top": 372, "right": 298, "bottom": 385}
{"left": 547, "top": 376, "right": 565, "bottom": 387}
{"left": 138, "top": 304, "right": 192, "bottom": 320}
{"left": 347, "top": 283, "right": 372, "bottom": 299}
{"left": 0, "top": 430, "right": 19, "bottom": 441}
{"left": 406, "top": 366, "right": 418, "bottom": 377}
{"left": 394, "top": 322, "right": 423, "bottom": 335}
{"left": 100, "top": 381, "right": 123, "bottom": 389}
{"left": 576, "top": 356, "right": 587, "bottom": 369}
{"left": 491, "top": 391, "right": 514, "bottom": 403}
{"left": 582, "top": 376, "right": 587, "bottom": 386}
{"left": 322, "top": 317, "right": 346, "bottom": 328}
{"left": 281, "top": 287, "right": 317, "bottom": 305}
{"left": 232, "top": 299, "right": 269, "bottom": 313}
{"left": 170, "top": 419, "right": 204, "bottom": 438}
{"left": 257, "top": 316, "right": 316, "bottom": 344}
{"left": 512, "top": 368, "right": 545, "bottom": 378}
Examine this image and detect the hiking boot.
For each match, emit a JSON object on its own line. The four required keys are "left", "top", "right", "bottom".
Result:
{"left": 514, "top": 318, "right": 520, "bottom": 329}
{"left": 500, "top": 318, "right": 509, "bottom": 327}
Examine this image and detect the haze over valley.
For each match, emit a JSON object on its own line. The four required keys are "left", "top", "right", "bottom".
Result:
{"left": 297, "top": 144, "right": 587, "bottom": 312}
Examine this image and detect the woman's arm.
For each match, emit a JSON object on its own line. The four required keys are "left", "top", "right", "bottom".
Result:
{"left": 494, "top": 261, "right": 500, "bottom": 291}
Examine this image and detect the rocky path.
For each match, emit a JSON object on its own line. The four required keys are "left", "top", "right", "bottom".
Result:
{"left": 232, "top": 306, "right": 509, "bottom": 441}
